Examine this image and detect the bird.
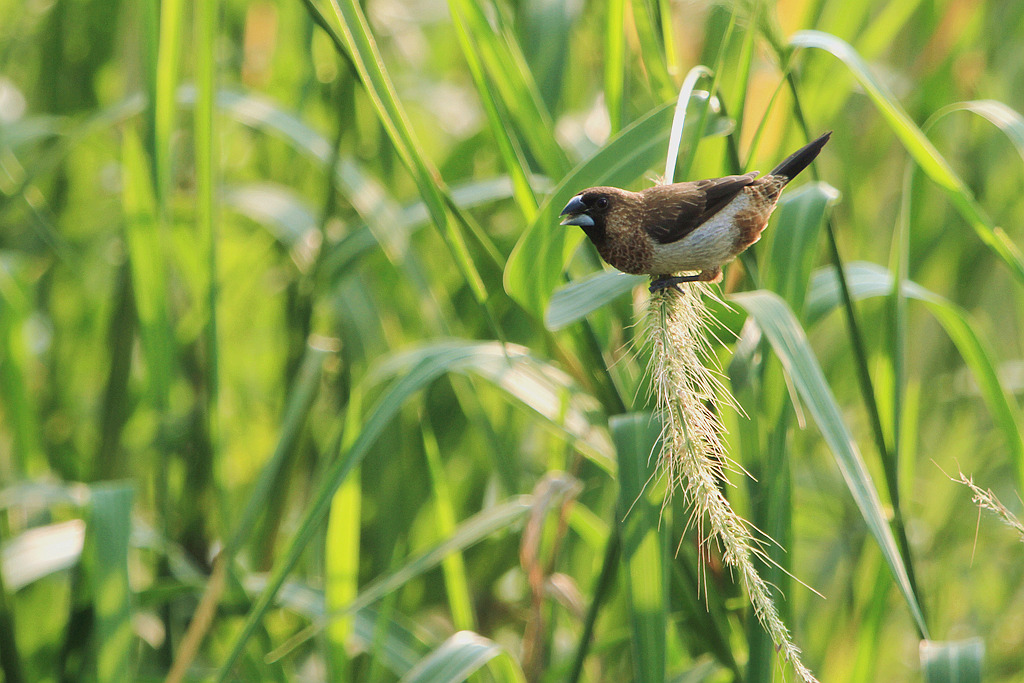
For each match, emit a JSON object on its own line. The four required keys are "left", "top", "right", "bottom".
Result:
{"left": 559, "top": 131, "right": 832, "bottom": 293}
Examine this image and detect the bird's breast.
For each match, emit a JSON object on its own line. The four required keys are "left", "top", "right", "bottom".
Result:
{"left": 593, "top": 227, "right": 654, "bottom": 275}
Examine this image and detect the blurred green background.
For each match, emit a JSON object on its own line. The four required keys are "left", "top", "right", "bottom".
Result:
{"left": 1, "top": 0, "right": 1023, "bottom": 680}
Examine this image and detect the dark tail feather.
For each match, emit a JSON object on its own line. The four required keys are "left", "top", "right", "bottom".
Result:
{"left": 770, "top": 131, "right": 832, "bottom": 180}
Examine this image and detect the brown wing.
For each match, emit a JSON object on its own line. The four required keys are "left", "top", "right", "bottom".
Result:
{"left": 639, "top": 173, "right": 757, "bottom": 244}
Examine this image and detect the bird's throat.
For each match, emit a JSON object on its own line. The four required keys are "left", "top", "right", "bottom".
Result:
{"left": 581, "top": 222, "right": 606, "bottom": 245}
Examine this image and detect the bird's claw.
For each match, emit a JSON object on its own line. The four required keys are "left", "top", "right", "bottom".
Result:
{"left": 649, "top": 274, "right": 700, "bottom": 294}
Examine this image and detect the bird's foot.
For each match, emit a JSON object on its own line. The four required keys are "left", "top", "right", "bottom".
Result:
{"left": 649, "top": 268, "right": 721, "bottom": 294}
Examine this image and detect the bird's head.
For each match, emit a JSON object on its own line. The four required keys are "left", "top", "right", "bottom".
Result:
{"left": 558, "top": 187, "right": 638, "bottom": 243}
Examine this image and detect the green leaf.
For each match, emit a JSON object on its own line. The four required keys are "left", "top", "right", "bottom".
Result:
{"left": 790, "top": 30, "right": 1024, "bottom": 289}
{"left": 731, "top": 289, "right": 928, "bottom": 636}
{"left": 807, "top": 262, "right": 1024, "bottom": 494}
{"left": 612, "top": 413, "right": 666, "bottom": 683}
{"left": 545, "top": 270, "right": 646, "bottom": 330}
{"left": 447, "top": 0, "right": 539, "bottom": 221}
{"left": 764, "top": 182, "right": 840, "bottom": 316}
{"left": 342, "top": 497, "right": 533, "bottom": 616}
{"left": 121, "top": 128, "right": 173, "bottom": 405}
{"left": 400, "top": 631, "right": 527, "bottom": 683}
{"left": 372, "top": 341, "right": 615, "bottom": 473}
{"left": 604, "top": 0, "right": 627, "bottom": 133}
{"left": 85, "top": 484, "right": 135, "bottom": 683}
{"left": 920, "top": 639, "right": 984, "bottom": 683}
{"left": 930, "top": 100, "right": 1024, "bottom": 163}
{"left": 446, "top": 0, "right": 569, "bottom": 181}
{"left": 316, "top": 0, "right": 494, "bottom": 304}
{"left": 217, "top": 341, "right": 548, "bottom": 679}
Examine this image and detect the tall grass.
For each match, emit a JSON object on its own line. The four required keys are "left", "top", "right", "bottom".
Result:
{"left": 0, "top": 0, "right": 1022, "bottom": 681}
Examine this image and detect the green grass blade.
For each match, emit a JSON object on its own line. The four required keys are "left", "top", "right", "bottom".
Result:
{"left": 808, "top": 262, "right": 1024, "bottom": 492}
{"left": 121, "top": 129, "right": 172, "bottom": 405}
{"left": 215, "top": 342, "right": 539, "bottom": 679}
{"left": 764, "top": 182, "right": 840, "bottom": 316}
{"left": 371, "top": 340, "right": 615, "bottom": 474}
{"left": 153, "top": 0, "right": 185, "bottom": 205}
{"left": 545, "top": 271, "right": 646, "bottom": 330}
{"left": 732, "top": 289, "right": 928, "bottom": 637}
{"left": 85, "top": 484, "right": 135, "bottom": 683}
{"left": 226, "top": 344, "right": 329, "bottom": 553}
{"left": 920, "top": 639, "right": 984, "bottom": 683}
{"left": 421, "top": 418, "right": 476, "bottom": 630}
{"left": 316, "top": 0, "right": 493, "bottom": 304}
{"left": 926, "top": 99, "right": 1024, "bottom": 170}
{"left": 604, "top": 0, "right": 627, "bottom": 134}
{"left": 446, "top": 0, "right": 569, "bottom": 180}
{"left": 446, "top": 0, "right": 538, "bottom": 221}
{"left": 505, "top": 101, "right": 674, "bottom": 316}
{"left": 0, "top": 260, "right": 42, "bottom": 474}
{"left": 259, "top": 498, "right": 535, "bottom": 668}
{"left": 612, "top": 413, "right": 667, "bottom": 683}
{"left": 342, "top": 497, "right": 533, "bottom": 617}
{"left": 400, "top": 631, "right": 527, "bottom": 683}
{"left": 631, "top": 0, "right": 675, "bottom": 100}
{"left": 324, "top": 387, "right": 362, "bottom": 677}
{"left": 790, "top": 30, "right": 1024, "bottom": 288}
{"left": 194, "top": 0, "right": 220, "bottom": 482}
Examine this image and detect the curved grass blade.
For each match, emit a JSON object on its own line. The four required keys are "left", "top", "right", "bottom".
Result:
{"left": 612, "top": 413, "right": 667, "bottom": 683}
{"left": 808, "top": 262, "right": 1024, "bottom": 492}
{"left": 261, "top": 497, "right": 534, "bottom": 667}
{"left": 372, "top": 341, "right": 615, "bottom": 473}
{"left": 322, "top": 176, "right": 532, "bottom": 286}
{"left": 731, "top": 289, "right": 928, "bottom": 637}
{"left": 928, "top": 98, "right": 1024, "bottom": 166}
{"left": 446, "top": 0, "right": 569, "bottom": 181}
{"left": 215, "top": 341, "right": 556, "bottom": 679}
{"left": 663, "top": 66, "right": 712, "bottom": 184}
{"left": 251, "top": 579, "right": 435, "bottom": 677}
{"left": 920, "top": 639, "right": 984, "bottom": 683}
{"left": 400, "top": 631, "right": 527, "bottom": 683}
{"left": 313, "top": 0, "right": 495, "bottom": 308}
{"left": 447, "top": 0, "right": 538, "bottom": 221}
{"left": 789, "top": 30, "right": 1024, "bottom": 288}
{"left": 545, "top": 270, "right": 646, "bottom": 330}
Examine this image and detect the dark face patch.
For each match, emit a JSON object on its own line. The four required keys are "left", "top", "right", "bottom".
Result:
{"left": 573, "top": 192, "right": 615, "bottom": 243}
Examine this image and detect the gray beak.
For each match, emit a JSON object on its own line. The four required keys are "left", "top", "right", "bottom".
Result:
{"left": 559, "top": 195, "right": 594, "bottom": 227}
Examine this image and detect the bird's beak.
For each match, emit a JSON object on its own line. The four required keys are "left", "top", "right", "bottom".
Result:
{"left": 559, "top": 195, "right": 594, "bottom": 227}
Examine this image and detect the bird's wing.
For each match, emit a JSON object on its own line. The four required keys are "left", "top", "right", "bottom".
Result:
{"left": 640, "top": 173, "right": 758, "bottom": 244}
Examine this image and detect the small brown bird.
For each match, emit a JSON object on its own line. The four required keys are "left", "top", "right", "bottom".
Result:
{"left": 559, "top": 131, "right": 831, "bottom": 292}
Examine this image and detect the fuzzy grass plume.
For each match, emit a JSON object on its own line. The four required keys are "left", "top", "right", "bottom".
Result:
{"left": 644, "top": 283, "right": 819, "bottom": 683}
{"left": 954, "top": 469, "right": 1024, "bottom": 542}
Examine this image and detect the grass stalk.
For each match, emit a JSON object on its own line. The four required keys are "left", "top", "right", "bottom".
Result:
{"left": 645, "top": 285, "right": 818, "bottom": 682}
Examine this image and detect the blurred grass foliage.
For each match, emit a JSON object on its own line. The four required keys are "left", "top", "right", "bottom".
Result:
{"left": 1, "top": 0, "right": 1023, "bottom": 681}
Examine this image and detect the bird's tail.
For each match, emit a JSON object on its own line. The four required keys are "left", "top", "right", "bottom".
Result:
{"left": 769, "top": 131, "right": 832, "bottom": 180}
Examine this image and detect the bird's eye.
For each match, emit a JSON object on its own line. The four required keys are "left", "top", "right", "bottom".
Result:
{"left": 595, "top": 196, "right": 609, "bottom": 209}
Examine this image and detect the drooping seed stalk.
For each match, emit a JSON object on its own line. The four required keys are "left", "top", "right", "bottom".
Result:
{"left": 645, "top": 284, "right": 819, "bottom": 683}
